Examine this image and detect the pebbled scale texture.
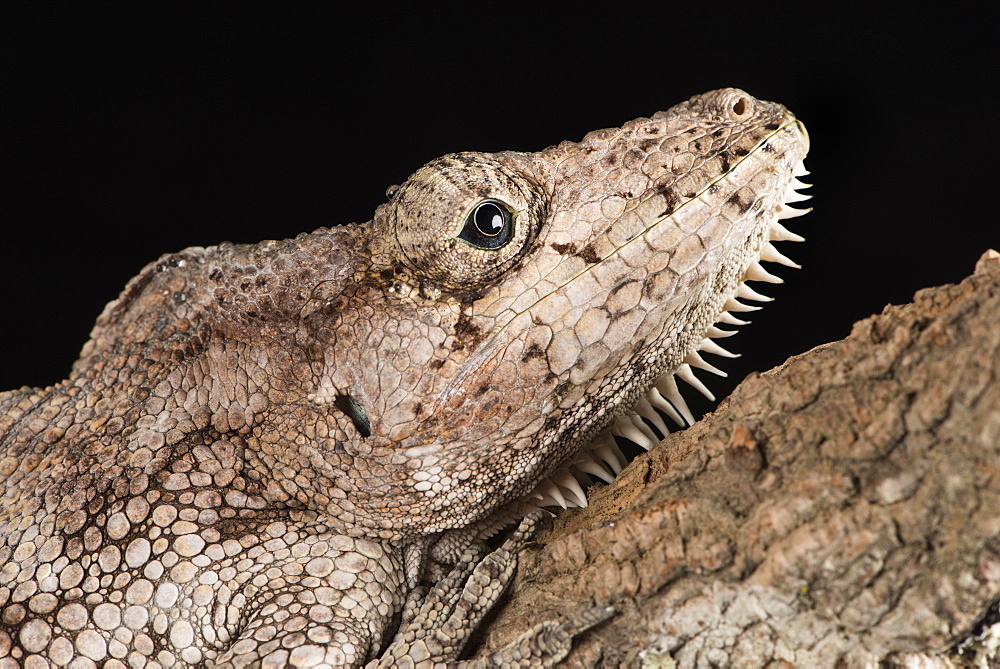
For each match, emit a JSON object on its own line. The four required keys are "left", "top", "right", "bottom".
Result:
{"left": 0, "top": 88, "right": 810, "bottom": 667}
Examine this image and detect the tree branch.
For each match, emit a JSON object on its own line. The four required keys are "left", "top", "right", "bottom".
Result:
{"left": 480, "top": 250, "right": 1000, "bottom": 667}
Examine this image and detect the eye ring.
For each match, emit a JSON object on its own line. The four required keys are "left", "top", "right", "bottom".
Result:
{"left": 458, "top": 199, "right": 514, "bottom": 250}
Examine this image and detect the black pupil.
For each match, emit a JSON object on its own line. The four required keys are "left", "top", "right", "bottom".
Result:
{"left": 474, "top": 203, "right": 505, "bottom": 236}
{"left": 459, "top": 200, "right": 513, "bottom": 250}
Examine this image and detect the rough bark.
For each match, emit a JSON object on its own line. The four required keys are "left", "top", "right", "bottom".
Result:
{"left": 480, "top": 250, "right": 1000, "bottom": 668}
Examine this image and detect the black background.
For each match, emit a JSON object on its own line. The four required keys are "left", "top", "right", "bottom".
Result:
{"left": 2, "top": 5, "right": 996, "bottom": 414}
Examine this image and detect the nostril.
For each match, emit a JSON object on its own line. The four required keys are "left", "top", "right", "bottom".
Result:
{"left": 732, "top": 97, "right": 748, "bottom": 116}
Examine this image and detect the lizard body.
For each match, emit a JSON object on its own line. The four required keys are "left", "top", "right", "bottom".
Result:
{"left": 0, "top": 89, "right": 809, "bottom": 667}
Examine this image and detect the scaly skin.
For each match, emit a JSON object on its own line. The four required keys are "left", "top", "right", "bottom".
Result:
{"left": 0, "top": 89, "right": 809, "bottom": 666}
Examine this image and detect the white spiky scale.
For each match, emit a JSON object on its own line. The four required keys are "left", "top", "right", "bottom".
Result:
{"left": 526, "top": 491, "right": 552, "bottom": 510}
{"left": 629, "top": 413, "right": 659, "bottom": 446}
{"left": 724, "top": 297, "right": 762, "bottom": 313}
{"left": 759, "top": 242, "right": 801, "bottom": 269}
{"left": 770, "top": 221, "right": 805, "bottom": 243}
{"left": 566, "top": 454, "right": 616, "bottom": 484}
{"left": 736, "top": 283, "right": 772, "bottom": 303}
{"left": 593, "top": 443, "right": 625, "bottom": 475}
{"left": 646, "top": 385, "right": 686, "bottom": 428}
{"left": 576, "top": 430, "right": 627, "bottom": 476}
{"left": 776, "top": 204, "right": 811, "bottom": 220}
{"left": 745, "top": 261, "right": 784, "bottom": 284}
{"left": 554, "top": 470, "right": 589, "bottom": 507}
{"left": 684, "top": 351, "right": 727, "bottom": 378}
{"left": 535, "top": 480, "right": 568, "bottom": 509}
{"left": 611, "top": 413, "right": 656, "bottom": 449}
{"left": 675, "top": 364, "right": 715, "bottom": 402}
{"left": 652, "top": 375, "right": 695, "bottom": 426}
{"left": 706, "top": 326, "right": 737, "bottom": 339}
{"left": 784, "top": 189, "right": 812, "bottom": 204}
{"left": 632, "top": 396, "right": 670, "bottom": 436}
{"left": 699, "top": 337, "right": 739, "bottom": 357}
{"left": 718, "top": 312, "right": 750, "bottom": 326}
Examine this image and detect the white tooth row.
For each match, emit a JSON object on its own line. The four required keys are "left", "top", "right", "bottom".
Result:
{"left": 524, "top": 159, "right": 812, "bottom": 509}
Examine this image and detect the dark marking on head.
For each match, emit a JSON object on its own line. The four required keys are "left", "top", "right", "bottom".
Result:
{"left": 764, "top": 121, "right": 780, "bottom": 130}
{"left": 456, "top": 291, "right": 483, "bottom": 307}
{"left": 453, "top": 312, "right": 484, "bottom": 350}
{"left": 449, "top": 154, "right": 479, "bottom": 167}
{"left": 733, "top": 147, "right": 749, "bottom": 157}
{"left": 553, "top": 381, "right": 572, "bottom": 401}
{"left": 550, "top": 242, "right": 578, "bottom": 256}
{"left": 642, "top": 277, "right": 663, "bottom": 299}
{"left": 438, "top": 165, "right": 472, "bottom": 193}
{"left": 761, "top": 142, "right": 774, "bottom": 154}
{"left": 522, "top": 344, "right": 544, "bottom": 360}
{"left": 638, "top": 138, "right": 659, "bottom": 152}
{"left": 612, "top": 278, "right": 638, "bottom": 295}
{"left": 718, "top": 152, "right": 731, "bottom": 173}
{"left": 727, "top": 191, "right": 752, "bottom": 214}
{"left": 576, "top": 243, "right": 601, "bottom": 264}
{"left": 657, "top": 187, "right": 680, "bottom": 217}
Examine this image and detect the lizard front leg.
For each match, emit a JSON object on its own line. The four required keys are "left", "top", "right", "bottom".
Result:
{"left": 211, "top": 514, "right": 608, "bottom": 667}
{"left": 373, "top": 513, "right": 613, "bottom": 668}
{"left": 210, "top": 533, "right": 408, "bottom": 668}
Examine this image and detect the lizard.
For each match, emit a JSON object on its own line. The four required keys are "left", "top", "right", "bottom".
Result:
{"left": 0, "top": 88, "right": 810, "bottom": 667}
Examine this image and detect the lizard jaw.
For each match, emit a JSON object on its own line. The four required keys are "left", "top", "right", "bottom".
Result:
{"left": 525, "top": 158, "right": 812, "bottom": 509}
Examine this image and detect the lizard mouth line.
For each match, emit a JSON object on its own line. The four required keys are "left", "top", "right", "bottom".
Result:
{"left": 521, "top": 118, "right": 812, "bottom": 510}
{"left": 486, "top": 118, "right": 808, "bottom": 351}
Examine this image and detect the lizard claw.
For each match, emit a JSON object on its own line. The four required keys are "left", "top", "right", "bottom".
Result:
{"left": 372, "top": 512, "right": 609, "bottom": 667}
{"left": 470, "top": 606, "right": 616, "bottom": 668}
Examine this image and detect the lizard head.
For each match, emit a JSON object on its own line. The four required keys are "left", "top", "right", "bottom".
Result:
{"left": 78, "top": 89, "right": 807, "bottom": 539}
{"left": 61, "top": 89, "right": 807, "bottom": 541}
{"left": 277, "top": 88, "right": 811, "bottom": 537}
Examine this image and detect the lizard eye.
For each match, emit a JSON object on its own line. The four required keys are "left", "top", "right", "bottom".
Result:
{"left": 458, "top": 200, "right": 514, "bottom": 250}
{"left": 388, "top": 152, "right": 547, "bottom": 294}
